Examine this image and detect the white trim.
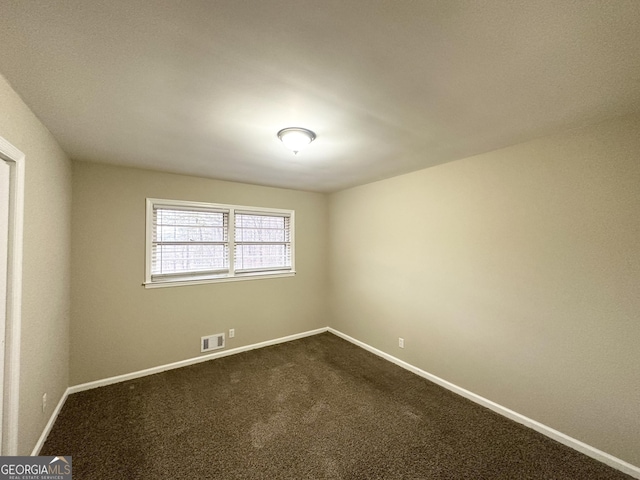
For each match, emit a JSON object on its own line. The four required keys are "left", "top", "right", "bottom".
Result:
{"left": 30, "top": 388, "right": 70, "bottom": 456}
{"left": 143, "top": 271, "right": 295, "bottom": 289}
{"left": 289, "top": 210, "right": 295, "bottom": 272}
{"left": 228, "top": 208, "right": 235, "bottom": 275}
{"left": 144, "top": 198, "right": 153, "bottom": 283}
{"left": 68, "top": 327, "right": 327, "bottom": 394}
{"left": 327, "top": 328, "right": 640, "bottom": 479}
{"left": 0, "top": 137, "right": 24, "bottom": 456}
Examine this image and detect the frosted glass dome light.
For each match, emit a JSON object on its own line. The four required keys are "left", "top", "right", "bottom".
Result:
{"left": 277, "top": 127, "right": 317, "bottom": 155}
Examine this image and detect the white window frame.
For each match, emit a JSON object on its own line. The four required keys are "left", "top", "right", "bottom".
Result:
{"left": 144, "top": 198, "right": 295, "bottom": 288}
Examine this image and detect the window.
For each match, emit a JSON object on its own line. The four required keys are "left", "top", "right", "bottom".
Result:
{"left": 234, "top": 212, "right": 292, "bottom": 272}
{"left": 145, "top": 199, "right": 294, "bottom": 287}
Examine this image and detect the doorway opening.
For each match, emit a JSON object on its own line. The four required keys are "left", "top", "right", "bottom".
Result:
{"left": 0, "top": 136, "right": 25, "bottom": 455}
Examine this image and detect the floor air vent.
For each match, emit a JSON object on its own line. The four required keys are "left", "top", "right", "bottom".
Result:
{"left": 201, "top": 333, "right": 225, "bottom": 352}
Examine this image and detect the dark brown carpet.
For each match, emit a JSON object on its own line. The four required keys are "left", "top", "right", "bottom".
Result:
{"left": 42, "top": 332, "right": 632, "bottom": 479}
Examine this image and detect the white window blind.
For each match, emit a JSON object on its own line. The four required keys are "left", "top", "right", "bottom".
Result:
{"left": 145, "top": 199, "right": 295, "bottom": 287}
{"left": 235, "top": 212, "right": 292, "bottom": 273}
{"left": 151, "top": 206, "right": 229, "bottom": 280}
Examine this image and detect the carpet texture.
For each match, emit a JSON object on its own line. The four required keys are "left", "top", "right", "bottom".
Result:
{"left": 42, "top": 333, "right": 633, "bottom": 479}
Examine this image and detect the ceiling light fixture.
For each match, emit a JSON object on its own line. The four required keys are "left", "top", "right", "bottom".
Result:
{"left": 277, "top": 127, "right": 316, "bottom": 155}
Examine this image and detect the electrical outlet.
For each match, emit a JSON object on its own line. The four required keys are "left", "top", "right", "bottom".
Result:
{"left": 229, "top": 328, "right": 235, "bottom": 338}
{"left": 399, "top": 337, "right": 404, "bottom": 348}
{"left": 42, "top": 393, "right": 47, "bottom": 413}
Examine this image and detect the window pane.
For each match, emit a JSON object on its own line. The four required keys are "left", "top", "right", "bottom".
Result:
{"left": 155, "top": 209, "right": 227, "bottom": 242}
{"left": 235, "top": 214, "right": 289, "bottom": 242}
{"left": 234, "top": 213, "right": 291, "bottom": 271}
{"left": 152, "top": 207, "right": 229, "bottom": 276}
{"left": 152, "top": 244, "right": 228, "bottom": 276}
{"left": 234, "top": 244, "right": 291, "bottom": 271}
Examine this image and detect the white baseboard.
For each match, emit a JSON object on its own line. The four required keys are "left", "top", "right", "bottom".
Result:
{"left": 31, "top": 387, "right": 70, "bottom": 456}
{"left": 68, "top": 327, "right": 328, "bottom": 395}
{"left": 32, "top": 326, "right": 640, "bottom": 479}
{"left": 327, "top": 327, "right": 640, "bottom": 479}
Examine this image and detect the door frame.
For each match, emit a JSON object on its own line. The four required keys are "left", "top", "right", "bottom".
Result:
{"left": 0, "top": 136, "right": 24, "bottom": 455}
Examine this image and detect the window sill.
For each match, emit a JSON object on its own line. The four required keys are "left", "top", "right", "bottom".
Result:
{"left": 143, "top": 270, "right": 296, "bottom": 289}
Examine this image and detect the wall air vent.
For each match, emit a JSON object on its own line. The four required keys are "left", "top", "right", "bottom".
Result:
{"left": 201, "top": 333, "right": 225, "bottom": 353}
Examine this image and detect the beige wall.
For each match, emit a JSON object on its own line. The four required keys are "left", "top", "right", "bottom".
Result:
{"left": 0, "top": 75, "right": 71, "bottom": 455}
{"left": 328, "top": 113, "right": 640, "bottom": 466}
{"left": 71, "top": 162, "right": 328, "bottom": 385}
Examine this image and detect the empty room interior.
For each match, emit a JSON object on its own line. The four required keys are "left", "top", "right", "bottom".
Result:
{"left": 0, "top": 1, "right": 639, "bottom": 478}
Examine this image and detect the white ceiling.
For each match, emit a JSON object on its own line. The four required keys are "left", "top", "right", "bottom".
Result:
{"left": 1, "top": 1, "right": 639, "bottom": 192}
